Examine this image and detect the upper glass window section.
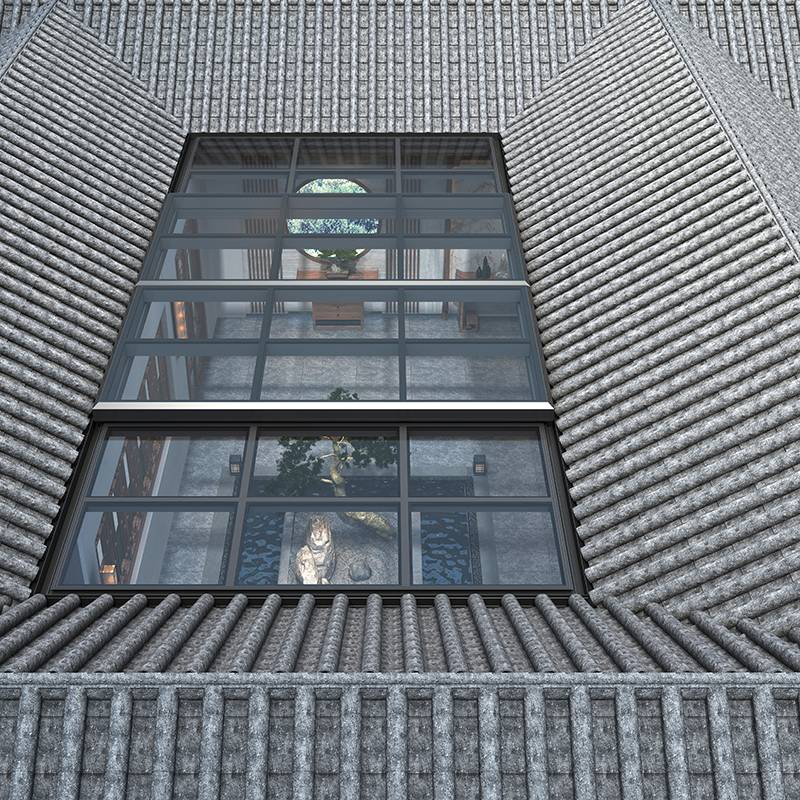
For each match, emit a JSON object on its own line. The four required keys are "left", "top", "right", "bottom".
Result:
{"left": 101, "top": 135, "right": 550, "bottom": 404}
{"left": 157, "top": 135, "right": 513, "bottom": 281}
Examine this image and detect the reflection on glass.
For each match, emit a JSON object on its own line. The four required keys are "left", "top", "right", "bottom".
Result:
{"left": 406, "top": 355, "right": 532, "bottom": 401}
{"left": 404, "top": 215, "right": 504, "bottom": 235}
{"left": 158, "top": 248, "right": 277, "bottom": 280}
{"left": 90, "top": 433, "right": 246, "bottom": 497}
{"left": 236, "top": 508, "right": 399, "bottom": 585}
{"left": 156, "top": 246, "right": 517, "bottom": 281}
{"left": 137, "top": 300, "right": 263, "bottom": 339}
{"left": 297, "top": 137, "right": 395, "bottom": 168}
{"left": 401, "top": 137, "right": 494, "bottom": 169}
{"left": 403, "top": 298, "right": 523, "bottom": 339}
{"left": 268, "top": 296, "right": 399, "bottom": 338}
{"left": 280, "top": 249, "right": 389, "bottom": 280}
{"left": 121, "top": 355, "right": 256, "bottom": 401}
{"left": 406, "top": 249, "right": 515, "bottom": 280}
{"left": 170, "top": 207, "right": 282, "bottom": 235}
{"left": 412, "top": 508, "right": 563, "bottom": 585}
{"left": 184, "top": 173, "right": 289, "bottom": 194}
{"left": 401, "top": 173, "right": 498, "bottom": 194}
{"left": 408, "top": 433, "right": 548, "bottom": 497}
{"left": 62, "top": 509, "right": 234, "bottom": 585}
{"left": 252, "top": 432, "right": 399, "bottom": 497}
{"left": 191, "top": 137, "right": 294, "bottom": 169}
{"left": 261, "top": 356, "right": 399, "bottom": 400}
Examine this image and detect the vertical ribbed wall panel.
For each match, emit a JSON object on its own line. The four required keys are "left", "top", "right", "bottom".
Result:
{"left": 502, "top": 0, "right": 800, "bottom": 622}
{"left": 0, "top": 678, "right": 793, "bottom": 798}
{"left": 0, "top": 1, "right": 184, "bottom": 604}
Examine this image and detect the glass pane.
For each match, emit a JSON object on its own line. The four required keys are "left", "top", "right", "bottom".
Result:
{"left": 236, "top": 507, "right": 399, "bottom": 585}
{"left": 405, "top": 248, "right": 516, "bottom": 280}
{"left": 404, "top": 298, "right": 523, "bottom": 339}
{"left": 293, "top": 171, "right": 395, "bottom": 193}
{"left": 252, "top": 432, "right": 400, "bottom": 497}
{"left": 280, "top": 248, "right": 390, "bottom": 279}
{"left": 261, "top": 355, "right": 399, "bottom": 400}
{"left": 61, "top": 508, "right": 235, "bottom": 585}
{"left": 157, "top": 248, "right": 277, "bottom": 280}
{"left": 409, "top": 432, "right": 549, "bottom": 497}
{"left": 412, "top": 507, "right": 564, "bottom": 585}
{"left": 401, "top": 137, "right": 494, "bottom": 168}
{"left": 137, "top": 299, "right": 263, "bottom": 339}
{"left": 406, "top": 355, "right": 533, "bottom": 401}
{"left": 296, "top": 137, "right": 395, "bottom": 168}
{"left": 170, "top": 207, "right": 283, "bottom": 235}
{"left": 184, "top": 172, "right": 289, "bottom": 194}
{"left": 90, "top": 433, "right": 246, "bottom": 497}
{"left": 191, "top": 137, "right": 295, "bottom": 169}
{"left": 405, "top": 215, "right": 505, "bottom": 235}
{"left": 402, "top": 173, "right": 498, "bottom": 194}
{"left": 120, "top": 355, "right": 256, "bottom": 401}
{"left": 269, "top": 294, "right": 399, "bottom": 339}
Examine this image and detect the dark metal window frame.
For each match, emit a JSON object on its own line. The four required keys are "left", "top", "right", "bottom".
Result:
{"left": 37, "top": 134, "right": 588, "bottom": 603}
{"left": 42, "top": 419, "right": 585, "bottom": 601}
{"left": 102, "top": 283, "right": 546, "bottom": 402}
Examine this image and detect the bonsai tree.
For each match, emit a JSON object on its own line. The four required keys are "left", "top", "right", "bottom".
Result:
{"left": 286, "top": 178, "right": 379, "bottom": 271}
{"left": 274, "top": 389, "right": 398, "bottom": 537}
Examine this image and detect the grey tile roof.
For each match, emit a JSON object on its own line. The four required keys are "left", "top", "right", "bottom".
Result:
{"left": 0, "top": 0, "right": 798, "bottom": 636}
{"left": 1, "top": 672, "right": 799, "bottom": 799}
{"left": 661, "top": 0, "right": 800, "bottom": 252}
{"left": 2, "top": 0, "right": 630, "bottom": 130}
{"left": 502, "top": 0, "right": 800, "bottom": 624}
{"left": 676, "top": 0, "right": 800, "bottom": 112}
{"left": 0, "top": 2, "right": 185, "bottom": 607}
{"left": 1, "top": 592, "right": 799, "bottom": 673}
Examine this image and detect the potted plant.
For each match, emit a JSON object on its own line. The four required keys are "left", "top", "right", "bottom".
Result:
{"left": 315, "top": 247, "right": 363, "bottom": 277}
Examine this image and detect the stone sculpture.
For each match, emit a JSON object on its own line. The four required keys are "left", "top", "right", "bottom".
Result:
{"left": 294, "top": 514, "right": 337, "bottom": 584}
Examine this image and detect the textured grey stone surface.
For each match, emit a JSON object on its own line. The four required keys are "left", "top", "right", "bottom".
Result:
{"left": 1, "top": 592, "right": 799, "bottom": 675}
{"left": 0, "top": 673, "right": 800, "bottom": 799}
{"left": 502, "top": 0, "right": 800, "bottom": 624}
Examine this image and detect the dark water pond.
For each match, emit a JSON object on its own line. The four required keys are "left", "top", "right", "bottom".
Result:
{"left": 235, "top": 476, "right": 479, "bottom": 585}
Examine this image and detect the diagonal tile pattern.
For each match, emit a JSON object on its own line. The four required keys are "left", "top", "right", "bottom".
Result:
{"left": 502, "top": 0, "right": 800, "bottom": 623}
{"left": 0, "top": 2, "right": 185, "bottom": 606}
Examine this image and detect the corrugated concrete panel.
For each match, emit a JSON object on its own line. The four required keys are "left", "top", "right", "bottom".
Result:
{"left": 0, "top": 1, "right": 185, "bottom": 607}
{"left": 501, "top": 0, "right": 800, "bottom": 622}
{"left": 0, "top": 673, "right": 798, "bottom": 799}
{"left": 0, "top": 593, "right": 797, "bottom": 673}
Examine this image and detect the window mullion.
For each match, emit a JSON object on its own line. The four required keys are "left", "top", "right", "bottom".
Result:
{"left": 225, "top": 424, "right": 259, "bottom": 586}
{"left": 398, "top": 424, "right": 411, "bottom": 585}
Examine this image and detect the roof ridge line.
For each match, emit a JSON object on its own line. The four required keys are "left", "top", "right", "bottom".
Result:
{"left": 42, "top": 0, "right": 182, "bottom": 129}
{"left": 650, "top": 0, "right": 800, "bottom": 264}
{"left": 0, "top": 0, "right": 56, "bottom": 82}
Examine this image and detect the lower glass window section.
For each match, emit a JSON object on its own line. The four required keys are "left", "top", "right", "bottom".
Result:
{"left": 236, "top": 507, "right": 400, "bottom": 585}
{"left": 57, "top": 425, "right": 573, "bottom": 590}
{"left": 411, "top": 507, "right": 563, "bottom": 586}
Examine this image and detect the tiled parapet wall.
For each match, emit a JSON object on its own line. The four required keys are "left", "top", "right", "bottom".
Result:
{"left": 0, "top": 673, "right": 799, "bottom": 799}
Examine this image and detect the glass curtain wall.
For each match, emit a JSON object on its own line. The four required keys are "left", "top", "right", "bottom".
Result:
{"left": 59, "top": 426, "right": 568, "bottom": 589}
{"left": 101, "top": 135, "right": 548, "bottom": 405}
{"left": 53, "top": 136, "right": 576, "bottom": 593}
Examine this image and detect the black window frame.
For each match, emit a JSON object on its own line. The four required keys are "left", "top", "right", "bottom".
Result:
{"left": 37, "top": 134, "right": 587, "bottom": 603}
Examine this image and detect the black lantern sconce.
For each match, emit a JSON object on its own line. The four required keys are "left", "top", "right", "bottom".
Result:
{"left": 229, "top": 454, "right": 243, "bottom": 476}
{"left": 473, "top": 454, "right": 487, "bottom": 475}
